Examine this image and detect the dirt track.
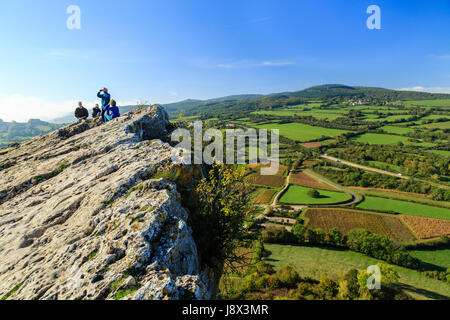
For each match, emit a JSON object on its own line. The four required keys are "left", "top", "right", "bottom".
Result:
{"left": 320, "top": 155, "right": 408, "bottom": 179}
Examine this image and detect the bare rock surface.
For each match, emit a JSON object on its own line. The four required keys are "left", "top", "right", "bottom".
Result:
{"left": 0, "top": 106, "right": 211, "bottom": 300}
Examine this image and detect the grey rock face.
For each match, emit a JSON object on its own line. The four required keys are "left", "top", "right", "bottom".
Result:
{"left": 126, "top": 105, "right": 170, "bottom": 141}
{"left": 0, "top": 107, "right": 211, "bottom": 300}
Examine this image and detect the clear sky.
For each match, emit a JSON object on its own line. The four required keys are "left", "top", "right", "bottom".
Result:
{"left": 0, "top": 0, "right": 449, "bottom": 121}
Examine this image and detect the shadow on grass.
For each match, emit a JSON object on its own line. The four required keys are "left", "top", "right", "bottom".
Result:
{"left": 419, "top": 261, "right": 447, "bottom": 272}
{"left": 264, "top": 243, "right": 350, "bottom": 253}
{"left": 397, "top": 283, "right": 450, "bottom": 300}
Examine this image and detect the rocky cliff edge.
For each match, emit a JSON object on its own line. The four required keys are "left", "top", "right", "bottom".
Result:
{"left": 0, "top": 106, "right": 211, "bottom": 300}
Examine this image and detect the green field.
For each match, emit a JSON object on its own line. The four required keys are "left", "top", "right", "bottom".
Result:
{"left": 357, "top": 196, "right": 450, "bottom": 220}
{"left": 351, "top": 133, "right": 410, "bottom": 145}
{"left": 380, "top": 125, "right": 414, "bottom": 135}
{"left": 252, "top": 122, "right": 350, "bottom": 142}
{"left": 356, "top": 190, "right": 450, "bottom": 209}
{"left": 428, "top": 150, "right": 450, "bottom": 157}
{"left": 416, "top": 121, "right": 450, "bottom": 130}
{"left": 365, "top": 115, "right": 414, "bottom": 123}
{"left": 397, "top": 99, "right": 450, "bottom": 108}
{"left": 265, "top": 244, "right": 450, "bottom": 300}
{"left": 350, "top": 133, "right": 434, "bottom": 147}
{"left": 409, "top": 248, "right": 450, "bottom": 271}
{"left": 280, "top": 185, "right": 351, "bottom": 205}
{"left": 253, "top": 109, "right": 344, "bottom": 120}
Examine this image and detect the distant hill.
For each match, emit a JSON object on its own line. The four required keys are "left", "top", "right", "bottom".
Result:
{"left": 0, "top": 119, "right": 63, "bottom": 147}
{"left": 279, "top": 84, "right": 450, "bottom": 100}
{"left": 163, "top": 94, "right": 264, "bottom": 115}
{"left": 176, "top": 84, "right": 450, "bottom": 117}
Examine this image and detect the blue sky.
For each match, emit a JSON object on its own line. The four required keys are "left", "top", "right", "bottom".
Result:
{"left": 0, "top": 0, "right": 449, "bottom": 121}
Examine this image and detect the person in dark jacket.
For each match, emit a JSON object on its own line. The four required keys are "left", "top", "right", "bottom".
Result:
{"left": 92, "top": 104, "right": 101, "bottom": 118}
{"left": 97, "top": 88, "right": 111, "bottom": 122}
{"left": 103, "top": 99, "right": 121, "bottom": 122}
{"left": 75, "top": 102, "right": 89, "bottom": 121}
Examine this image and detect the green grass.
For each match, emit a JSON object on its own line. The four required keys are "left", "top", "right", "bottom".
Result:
{"left": 264, "top": 244, "right": 450, "bottom": 300}
{"left": 394, "top": 99, "right": 450, "bottom": 108}
{"left": 1, "top": 282, "right": 24, "bottom": 300}
{"left": 416, "top": 121, "right": 450, "bottom": 130}
{"left": 409, "top": 141, "right": 436, "bottom": 147}
{"left": 113, "top": 289, "right": 137, "bottom": 300}
{"left": 380, "top": 126, "right": 414, "bottom": 135}
{"left": 351, "top": 133, "right": 410, "bottom": 145}
{"left": 365, "top": 115, "right": 414, "bottom": 123}
{"left": 367, "top": 160, "right": 404, "bottom": 173}
{"left": 253, "top": 109, "right": 344, "bottom": 120}
{"left": 104, "top": 199, "right": 115, "bottom": 207}
{"left": 428, "top": 150, "right": 450, "bottom": 157}
{"left": 350, "top": 133, "right": 433, "bottom": 147}
{"left": 409, "top": 248, "right": 450, "bottom": 271}
{"left": 357, "top": 196, "right": 450, "bottom": 220}
{"left": 357, "top": 190, "right": 450, "bottom": 209}
{"left": 87, "top": 251, "right": 97, "bottom": 260}
{"left": 252, "top": 122, "right": 350, "bottom": 142}
{"left": 280, "top": 185, "right": 351, "bottom": 205}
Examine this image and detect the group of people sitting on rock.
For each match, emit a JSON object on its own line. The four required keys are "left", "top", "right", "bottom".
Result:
{"left": 74, "top": 87, "right": 121, "bottom": 122}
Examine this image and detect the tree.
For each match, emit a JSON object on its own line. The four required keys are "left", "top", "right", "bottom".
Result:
{"left": 194, "top": 164, "right": 257, "bottom": 274}
{"left": 338, "top": 269, "right": 360, "bottom": 300}
{"left": 306, "top": 228, "right": 325, "bottom": 244}
{"left": 327, "top": 228, "right": 343, "bottom": 246}
{"left": 357, "top": 263, "right": 399, "bottom": 290}
{"left": 307, "top": 189, "right": 320, "bottom": 198}
{"left": 292, "top": 223, "right": 306, "bottom": 243}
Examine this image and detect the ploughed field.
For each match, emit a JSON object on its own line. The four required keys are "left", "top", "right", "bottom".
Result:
{"left": 302, "top": 208, "right": 416, "bottom": 242}
{"left": 400, "top": 215, "right": 450, "bottom": 240}
{"left": 246, "top": 164, "right": 287, "bottom": 188}
{"left": 302, "top": 208, "right": 450, "bottom": 241}
{"left": 290, "top": 171, "right": 335, "bottom": 191}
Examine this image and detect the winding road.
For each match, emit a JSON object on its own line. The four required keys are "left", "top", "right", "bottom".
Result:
{"left": 256, "top": 167, "right": 361, "bottom": 222}
{"left": 303, "top": 169, "right": 362, "bottom": 206}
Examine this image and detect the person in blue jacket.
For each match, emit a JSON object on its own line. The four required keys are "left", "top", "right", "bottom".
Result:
{"left": 103, "top": 99, "right": 121, "bottom": 122}
{"left": 97, "top": 87, "right": 111, "bottom": 122}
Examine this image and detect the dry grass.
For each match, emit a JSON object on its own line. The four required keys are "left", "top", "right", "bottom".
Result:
{"left": 303, "top": 209, "right": 416, "bottom": 242}
{"left": 246, "top": 164, "right": 286, "bottom": 188}
{"left": 400, "top": 215, "right": 450, "bottom": 240}
{"left": 253, "top": 189, "right": 277, "bottom": 204}
{"left": 291, "top": 172, "right": 334, "bottom": 191}
{"left": 348, "top": 187, "right": 431, "bottom": 199}
{"left": 248, "top": 175, "right": 284, "bottom": 187}
{"left": 299, "top": 142, "right": 321, "bottom": 149}
{"left": 303, "top": 160, "right": 318, "bottom": 166}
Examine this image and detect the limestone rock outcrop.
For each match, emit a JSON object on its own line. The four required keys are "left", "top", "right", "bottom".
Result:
{"left": 126, "top": 105, "right": 171, "bottom": 141}
{"left": 0, "top": 106, "right": 211, "bottom": 300}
